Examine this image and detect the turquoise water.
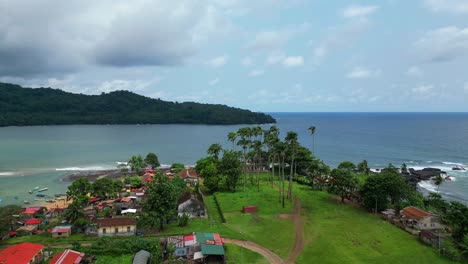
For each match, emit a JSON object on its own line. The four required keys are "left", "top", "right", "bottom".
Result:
{"left": 0, "top": 113, "right": 467, "bottom": 205}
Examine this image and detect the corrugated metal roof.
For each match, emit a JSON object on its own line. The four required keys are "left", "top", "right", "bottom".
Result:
{"left": 132, "top": 250, "right": 150, "bottom": 264}
{"left": 201, "top": 244, "right": 224, "bottom": 256}
{"left": 196, "top": 232, "right": 214, "bottom": 244}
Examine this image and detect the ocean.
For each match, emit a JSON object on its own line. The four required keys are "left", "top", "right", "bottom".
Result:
{"left": 0, "top": 112, "right": 467, "bottom": 206}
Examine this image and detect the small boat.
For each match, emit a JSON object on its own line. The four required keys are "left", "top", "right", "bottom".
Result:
{"left": 38, "top": 188, "right": 48, "bottom": 192}
{"left": 54, "top": 194, "right": 66, "bottom": 197}
{"left": 46, "top": 199, "right": 55, "bottom": 203}
{"left": 23, "top": 200, "right": 30, "bottom": 204}
{"left": 55, "top": 197, "right": 65, "bottom": 201}
{"left": 34, "top": 198, "right": 44, "bottom": 201}
{"left": 33, "top": 186, "right": 39, "bottom": 190}
{"left": 28, "top": 190, "right": 33, "bottom": 194}
{"left": 36, "top": 194, "right": 46, "bottom": 197}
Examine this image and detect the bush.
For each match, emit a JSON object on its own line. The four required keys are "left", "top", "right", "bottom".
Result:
{"left": 178, "top": 214, "right": 189, "bottom": 227}
{"left": 213, "top": 194, "right": 226, "bottom": 223}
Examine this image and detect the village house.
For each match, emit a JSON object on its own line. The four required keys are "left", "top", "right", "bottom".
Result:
{"left": 0, "top": 242, "right": 44, "bottom": 264}
{"left": 400, "top": 206, "right": 445, "bottom": 230}
{"left": 50, "top": 225, "right": 72, "bottom": 238}
{"left": 177, "top": 191, "right": 206, "bottom": 218}
{"left": 21, "top": 207, "right": 46, "bottom": 219}
{"left": 178, "top": 167, "right": 199, "bottom": 186}
{"left": 167, "top": 232, "right": 225, "bottom": 263}
{"left": 95, "top": 217, "right": 136, "bottom": 237}
{"left": 49, "top": 249, "right": 87, "bottom": 264}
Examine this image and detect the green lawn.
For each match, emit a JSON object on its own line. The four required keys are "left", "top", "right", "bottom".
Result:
{"left": 94, "top": 254, "right": 133, "bottom": 264}
{"left": 214, "top": 182, "right": 295, "bottom": 258}
{"left": 294, "top": 185, "right": 456, "bottom": 264}
{"left": 224, "top": 243, "right": 269, "bottom": 264}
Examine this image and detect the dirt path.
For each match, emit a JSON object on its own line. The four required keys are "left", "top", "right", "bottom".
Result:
{"left": 284, "top": 197, "right": 305, "bottom": 263}
{"left": 224, "top": 238, "right": 284, "bottom": 264}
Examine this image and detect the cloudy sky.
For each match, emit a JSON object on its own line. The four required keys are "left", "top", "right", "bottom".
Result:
{"left": 1, "top": 0, "right": 468, "bottom": 112}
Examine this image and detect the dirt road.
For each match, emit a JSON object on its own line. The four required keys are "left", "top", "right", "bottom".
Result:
{"left": 284, "top": 197, "right": 305, "bottom": 263}
{"left": 224, "top": 238, "right": 284, "bottom": 264}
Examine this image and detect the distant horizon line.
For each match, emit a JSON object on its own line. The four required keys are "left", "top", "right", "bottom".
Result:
{"left": 264, "top": 111, "right": 468, "bottom": 114}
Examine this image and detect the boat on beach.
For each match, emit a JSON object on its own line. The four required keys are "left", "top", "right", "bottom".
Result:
{"left": 54, "top": 193, "right": 66, "bottom": 197}
{"left": 38, "top": 187, "right": 48, "bottom": 192}
{"left": 34, "top": 198, "right": 44, "bottom": 201}
{"left": 33, "top": 186, "right": 39, "bottom": 191}
{"left": 23, "top": 200, "right": 29, "bottom": 204}
{"left": 28, "top": 190, "right": 33, "bottom": 194}
{"left": 36, "top": 194, "right": 46, "bottom": 197}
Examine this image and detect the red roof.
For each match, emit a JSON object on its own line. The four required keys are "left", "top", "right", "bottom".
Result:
{"left": 22, "top": 207, "right": 42, "bottom": 215}
{"left": 24, "top": 218, "right": 41, "bottom": 225}
{"left": 184, "top": 234, "right": 194, "bottom": 242}
{"left": 0, "top": 242, "right": 44, "bottom": 264}
{"left": 89, "top": 197, "right": 100, "bottom": 203}
{"left": 401, "top": 206, "right": 431, "bottom": 221}
{"left": 178, "top": 168, "right": 199, "bottom": 178}
{"left": 96, "top": 217, "right": 136, "bottom": 228}
{"left": 50, "top": 249, "right": 84, "bottom": 264}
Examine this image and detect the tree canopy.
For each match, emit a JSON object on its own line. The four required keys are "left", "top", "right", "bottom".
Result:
{"left": 0, "top": 82, "right": 275, "bottom": 126}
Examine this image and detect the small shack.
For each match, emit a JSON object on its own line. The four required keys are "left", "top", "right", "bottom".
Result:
{"left": 242, "top": 205, "right": 258, "bottom": 214}
{"left": 50, "top": 225, "right": 72, "bottom": 238}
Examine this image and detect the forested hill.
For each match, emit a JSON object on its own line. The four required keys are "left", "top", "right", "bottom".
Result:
{"left": 0, "top": 83, "right": 276, "bottom": 126}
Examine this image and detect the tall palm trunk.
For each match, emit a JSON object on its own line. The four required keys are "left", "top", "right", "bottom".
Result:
{"left": 281, "top": 156, "right": 285, "bottom": 208}
{"left": 288, "top": 155, "right": 294, "bottom": 200}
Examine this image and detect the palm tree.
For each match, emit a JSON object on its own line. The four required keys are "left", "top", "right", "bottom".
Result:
{"left": 252, "top": 139, "right": 263, "bottom": 192}
{"left": 285, "top": 131, "right": 298, "bottom": 200}
{"left": 64, "top": 201, "right": 85, "bottom": 224}
{"left": 275, "top": 141, "right": 287, "bottom": 208}
{"left": 237, "top": 127, "right": 252, "bottom": 191}
{"left": 265, "top": 126, "right": 280, "bottom": 186}
{"left": 207, "top": 143, "right": 223, "bottom": 160}
{"left": 308, "top": 126, "right": 316, "bottom": 155}
{"left": 433, "top": 174, "right": 445, "bottom": 193}
{"left": 228, "top": 132, "right": 237, "bottom": 148}
{"left": 128, "top": 155, "right": 146, "bottom": 172}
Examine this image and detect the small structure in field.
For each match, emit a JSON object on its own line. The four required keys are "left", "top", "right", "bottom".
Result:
{"left": 242, "top": 205, "right": 258, "bottom": 214}
{"left": 50, "top": 225, "right": 72, "bottom": 238}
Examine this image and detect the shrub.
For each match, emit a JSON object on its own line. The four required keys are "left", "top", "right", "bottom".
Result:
{"left": 178, "top": 214, "right": 189, "bottom": 227}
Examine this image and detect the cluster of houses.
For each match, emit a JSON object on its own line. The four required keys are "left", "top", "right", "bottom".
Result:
{"left": 166, "top": 232, "right": 226, "bottom": 263}
{"left": 0, "top": 166, "right": 221, "bottom": 263}
{"left": 382, "top": 206, "right": 450, "bottom": 248}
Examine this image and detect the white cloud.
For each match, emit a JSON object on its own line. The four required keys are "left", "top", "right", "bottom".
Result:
{"left": 0, "top": 0, "right": 232, "bottom": 76}
{"left": 342, "top": 5, "right": 379, "bottom": 18}
{"left": 266, "top": 53, "right": 286, "bottom": 65}
{"left": 249, "top": 69, "right": 265, "bottom": 77}
{"left": 311, "top": 20, "right": 372, "bottom": 65}
{"left": 424, "top": 0, "right": 468, "bottom": 14}
{"left": 414, "top": 26, "right": 468, "bottom": 62}
{"left": 407, "top": 66, "right": 424, "bottom": 77}
{"left": 282, "top": 56, "right": 304, "bottom": 67}
{"left": 241, "top": 56, "right": 253, "bottom": 67}
{"left": 346, "top": 67, "right": 380, "bottom": 79}
{"left": 412, "top": 84, "right": 433, "bottom": 94}
{"left": 247, "top": 23, "right": 310, "bottom": 51}
{"left": 206, "top": 55, "right": 229, "bottom": 67}
{"left": 208, "top": 78, "right": 219, "bottom": 86}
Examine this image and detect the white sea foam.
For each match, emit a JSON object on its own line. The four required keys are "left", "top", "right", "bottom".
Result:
{"left": 442, "top": 161, "right": 466, "bottom": 167}
{"left": 55, "top": 166, "right": 114, "bottom": 171}
{"left": 0, "top": 172, "right": 17, "bottom": 176}
{"left": 116, "top": 162, "right": 128, "bottom": 165}
{"left": 418, "top": 180, "right": 437, "bottom": 193}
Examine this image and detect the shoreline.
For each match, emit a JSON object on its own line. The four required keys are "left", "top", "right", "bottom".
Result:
{"left": 61, "top": 169, "right": 126, "bottom": 182}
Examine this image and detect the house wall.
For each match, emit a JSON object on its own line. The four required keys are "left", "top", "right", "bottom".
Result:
{"left": 98, "top": 224, "right": 136, "bottom": 237}
{"left": 29, "top": 249, "right": 43, "bottom": 264}
{"left": 417, "top": 216, "right": 444, "bottom": 230}
{"left": 52, "top": 230, "right": 71, "bottom": 238}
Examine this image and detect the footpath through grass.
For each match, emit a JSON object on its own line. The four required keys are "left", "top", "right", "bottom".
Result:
{"left": 214, "top": 183, "right": 295, "bottom": 259}
{"left": 294, "top": 184, "right": 456, "bottom": 264}
{"left": 224, "top": 243, "right": 269, "bottom": 264}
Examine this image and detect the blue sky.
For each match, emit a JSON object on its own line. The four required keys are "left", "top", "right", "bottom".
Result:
{"left": 1, "top": 0, "right": 468, "bottom": 112}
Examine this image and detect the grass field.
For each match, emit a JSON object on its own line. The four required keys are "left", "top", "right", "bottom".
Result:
{"left": 293, "top": 185, "right": 456, "bottom": 264}
{"left": 224, "top": 243, "right": 269, "bottom": 264}
{"left": 94, "top": 254, "right": 133, "bottom": 264}
{"left": 214, "top": 183, "right": 295, "bottom": 258}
